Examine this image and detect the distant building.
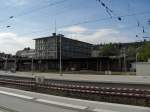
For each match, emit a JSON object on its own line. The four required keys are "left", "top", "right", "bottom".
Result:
{"left": 0, "top": 52, "right": 12, "bottom": 58}
{"left": 0, "top": 52, "right": 14, "bottom": 70}
{"left": 34, "top": 33, "right": 93, "bottom": 59}
{"left": 16, "top": 47, "right": 35, "bottom": 58}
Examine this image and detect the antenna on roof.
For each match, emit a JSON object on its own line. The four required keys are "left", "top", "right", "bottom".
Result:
{"left": 54, "top": 19, "right": 57, "bottom": 34}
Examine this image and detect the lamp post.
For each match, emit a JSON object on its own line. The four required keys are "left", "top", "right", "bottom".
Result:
{"left": 123, "top": 48, "right": 127, "bottom": 72}
{"left": 3, "top": 55, "right": 8, "bottom": 72}
{"left": 31, "top": 56, "right": 34, "bottom": 75}
{"left": 136, "top": 52, "right": 139, "bottom": 63}
{"left": 135, "top": 47, "right": 142, "bottom": 72}
{"left": 14, "top": 56, "right": 17, "bottom": 72}
{"left": 136, "top": 47, "right": 142, "bottom": 63}
{"left": 59, "top": 34, "right": 62, "bottom": 76}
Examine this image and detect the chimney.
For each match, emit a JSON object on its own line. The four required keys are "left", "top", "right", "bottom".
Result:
{"left": 52, "top": 33, "right": 56, "bottom": 36}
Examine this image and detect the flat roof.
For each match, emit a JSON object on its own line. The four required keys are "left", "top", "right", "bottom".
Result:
{"left": 33, "top": 34, "right": 93, "bottom": 45}
{"left": 33, "top": 36, "right": 52, "bottom": 40}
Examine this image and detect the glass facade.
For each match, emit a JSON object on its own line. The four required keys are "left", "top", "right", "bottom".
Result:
{"left": 35, "top": 34, "right": 93, "bottom": 59}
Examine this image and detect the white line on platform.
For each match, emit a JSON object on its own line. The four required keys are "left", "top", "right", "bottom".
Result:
{"left": 36, "top": 99, "right": 87, "bottom": 110}
{"left": 93, "top": 108, "right": 120, "bottom": 112}
{"left": 0, "top": 90, "right": 34, "bottom": 100}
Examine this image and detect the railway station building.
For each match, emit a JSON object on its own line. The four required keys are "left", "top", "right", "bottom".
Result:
{"left": 34, "top": 33, "right": 93, "bottom": 59}
{"left": 0, "top": 33, "right": 132, "bottom": 73}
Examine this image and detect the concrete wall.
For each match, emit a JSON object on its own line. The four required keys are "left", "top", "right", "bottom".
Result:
{"left": 136, "top": 62, "right": 150, "bottom": 76}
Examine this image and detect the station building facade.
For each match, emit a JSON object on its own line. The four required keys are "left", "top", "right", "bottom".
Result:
{"left": 0, "top": 33, "right": 132, "bottom": 72}
{"left": 34, "top": 33, "right": 93, "bottom": 59}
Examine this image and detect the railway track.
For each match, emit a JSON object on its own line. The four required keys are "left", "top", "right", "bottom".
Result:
{"left": 0, "top": 75, "right": 150, "bottom": 107}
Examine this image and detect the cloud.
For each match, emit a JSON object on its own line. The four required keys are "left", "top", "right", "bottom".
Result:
{"left": 63, "top": 26, "right": 136, "bottom": 44}
{"left": 0, "top": 27, "right": 136, "bottom": 54}
{"left": 0, "top": 32, "right": 34, "bottom": 54}
{"left": 59, "top": 26, "right": 87, "bottom": 34}
{"left": 5, "top": 0, "right": 28, "bottom": 6}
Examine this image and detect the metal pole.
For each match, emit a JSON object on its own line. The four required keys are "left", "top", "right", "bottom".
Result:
{"left": 5, "top": 56, "right": 8, "bottom": 72}
{"left": 119, "top": 56, "right": 121, "bottom": 72}
{"left": 135, "top": 47, "right": 141, "bottom": 72}
{"left": 135, "top": 52, "right": 138, "bottom": 73}
{"left": 96, "top": 59, "right": 98, "bottom": 71}
{"left": 100, "top": 60, "right": 102, "bottom": 71}
{"left": 136, "top": 47, "right": 141, "bottom": 62}
{"left": 124, "top": 48, "right": 127, "bottom": 72}
{"left": 122, "top": 48, "right": 127, "bottom": 72}
{"left": 136, "top": 53, "right": 138, "bottom": 63}
{"left": 14, "top": 57, "right": 17, "bottom": 72}
{"left": 31, "top": 57, "right": 34, "bottom": 75}
{"left": 59, "top": 35, "right": 62, "bottom": 76}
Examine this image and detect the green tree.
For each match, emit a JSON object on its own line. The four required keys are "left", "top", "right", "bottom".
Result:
{"left": 100, "top": 43, "right": 120, "bottom": 56}
{"left": 138, "top": 41, "right": 150, "bottom": 61}
{"left": 126, "top": 46, "right": 136, "bottom": 58}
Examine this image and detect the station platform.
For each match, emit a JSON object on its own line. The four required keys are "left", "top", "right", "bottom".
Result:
{"left": 0, "top": 71, "right": 150, "bottom": 85}
{"left": 0, "top": 87, "right": 149, "bottom": 112}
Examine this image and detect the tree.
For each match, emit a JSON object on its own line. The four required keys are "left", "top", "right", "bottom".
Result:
{"left": 138, "top": 41, "right": 150, "bottom": 61}
{"left": 100, "top": 43, "right": 120, "bottom": 56}
{"left": 126, "top": 46, "right": 136, "bottom": 58}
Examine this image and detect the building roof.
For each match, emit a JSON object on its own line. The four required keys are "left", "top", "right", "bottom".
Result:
{"left": 33, "top": 36, "right": 52, "bottom": 40}
{"left": 34, "top": 33, "right": 93, "bottom": 45}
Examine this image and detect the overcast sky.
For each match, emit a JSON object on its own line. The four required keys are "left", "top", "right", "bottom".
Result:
{"left": 0, "top": 0, "right": 150, "bottom": 54}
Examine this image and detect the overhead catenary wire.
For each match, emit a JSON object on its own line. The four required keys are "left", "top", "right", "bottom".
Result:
{"left": 58, "top": 11, "right": 150, "bottom": 29}
{"left": 126, "top": 0, "right": 150, "bottom": 37}
{"left": 4, "top": 0, "right": 150, "bottom": 34}
{"left": 2, "top": 1, "right": 150, "bottom": 39}
{"left": 0, "top": 0, "right": 68, "bottom": 24}
{"left": 96, "top": 0, "right": 123, "bottom": 21}
{"left": 4, "top": 0, "right": 149, "bottom": 30}
{"left": 96, "top": 0, "right": 113, "bottom": 18}
{"left": 17, "top": 11, "right": 150, "bottom": 38}
{"left": 14, "top": 0, "right": 68, "bottom": 18}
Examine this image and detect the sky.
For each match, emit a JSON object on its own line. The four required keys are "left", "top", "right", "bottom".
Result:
{"left": 0, "top": 0, "right": 150, "bottom": 54}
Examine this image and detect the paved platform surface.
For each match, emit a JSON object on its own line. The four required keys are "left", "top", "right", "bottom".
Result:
{"left": 0, "top": 88, "right": 77, "bottom": 112}
{"left": 0, "top": 71, "right": 150, "bottom": 85}
{"left": 0, "top": 87, "right": 150, "bottom": 112}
